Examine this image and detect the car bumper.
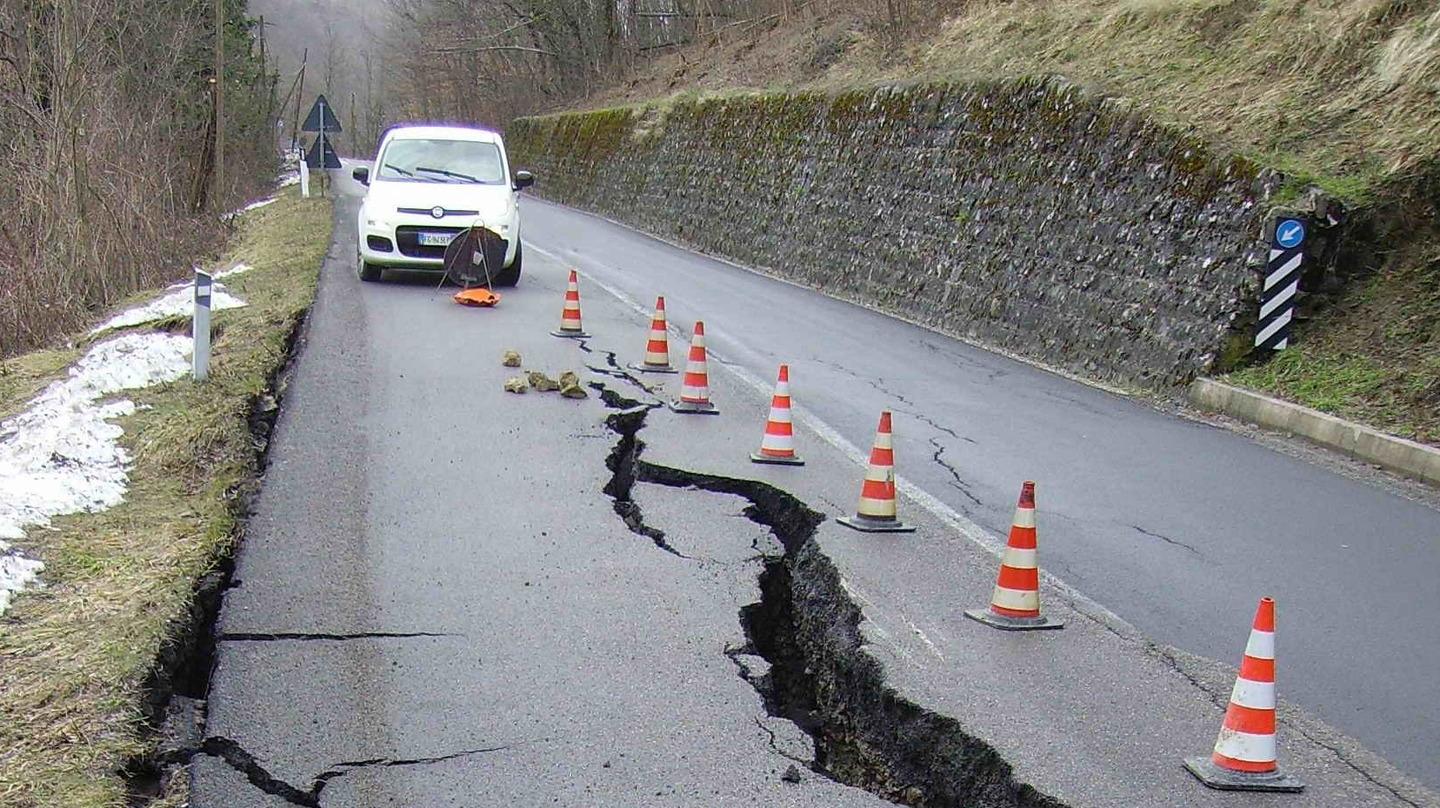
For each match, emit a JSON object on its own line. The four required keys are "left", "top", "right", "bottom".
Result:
{"left": 359, "top": 220, "right": 517, "bottom": 268}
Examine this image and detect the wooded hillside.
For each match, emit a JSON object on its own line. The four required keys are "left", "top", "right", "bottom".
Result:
{"left": 0, "top": 0, "right": 275, "bottom": 357}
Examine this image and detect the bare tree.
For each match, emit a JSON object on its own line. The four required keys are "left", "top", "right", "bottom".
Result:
{"left": 376, "top": 0, "right": 969, "bottom": 128}
{"left": 0, "top": 0, "right": 275, "bottom": 357}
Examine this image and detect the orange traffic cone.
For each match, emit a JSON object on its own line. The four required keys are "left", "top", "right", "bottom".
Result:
{"left": 551, "top": 270, "right": 590, "bottom": 338}
{"left": 965, "top": 481, "right": 1062, "bottom": 630}
{"left": 629, "top": 296, "right": 677, "bottom": 374}
{"left": 751, "top": 364, "right": 803, "bottom": 466}
{"left": 837, "top": 411, "right": 914, "bottom": 533}
{"left": 669, "top": 321, "right": 717, "bottom": 414}
{"left": 1184, "top": 597, "right": 1304, "bottom": 792}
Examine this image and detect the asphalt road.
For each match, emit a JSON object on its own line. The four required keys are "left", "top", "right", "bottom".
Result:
{"left": 190, "top": 170, "right": 1437, "bottom": 805}
{"left": 193, "top": 170, "right": 897, "bottom": 807}
{"left": 517, "top": 196, "right": 1440, "bottom": 789}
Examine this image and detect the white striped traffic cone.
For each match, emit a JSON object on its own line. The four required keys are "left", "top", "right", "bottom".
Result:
{"left": 837, "top": 411, "right": 914, "bottom": 533}
{"left": 965, "top": 481, "right": 1062, "bottom": 630}
{"left": 751, "top": 364, "right": 803, "bottom": 466}
{"left": 628, "top": 296, "right": 677, "bottom": 374}
{"left": 551, "top": 269, "right": 590, "bottom": 338}
{"left": 669, "top": 320, "right": 717, "bottom": 414}
{"left": 1184, "top": 597, "right": 1304, "bottom": 792}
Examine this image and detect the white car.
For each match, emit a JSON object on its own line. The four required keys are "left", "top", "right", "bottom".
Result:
{"left": 353, "top": 125, "right": 534, "bottom": 285}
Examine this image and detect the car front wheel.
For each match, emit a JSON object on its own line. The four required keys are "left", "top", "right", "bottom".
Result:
{"left": 490, "top": 242, "right": 522, "bottom": 287}
{"left": 357, "top": 254, "right": 382, "bottom": 282}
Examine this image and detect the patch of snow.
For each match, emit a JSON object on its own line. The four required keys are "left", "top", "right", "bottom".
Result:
{"left": 0, "top": 551, "right": 44, "bottom": 615}
{"left": 215, "top": 262, "right": 252, "bottom": 279}
{"left": 164, "top": 263, "right": 248, "bottom": 289}
{"left": 219, "top": 196, "right": 278, "bottom": 222}
{"left": 277, "top": 173, "right": 301, "bottom": 188}
{"left": 91, "top": 281, "right": 247, "bottom": 335}
{"left": 0, "top": 333, "right": 192, "bottom": 615}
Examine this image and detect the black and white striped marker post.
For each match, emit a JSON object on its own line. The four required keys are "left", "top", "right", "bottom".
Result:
{"left": 1256, "top": 217, "right": 1306, "bottom": 351}
{"left": 193, "top": 269, "right": 212, "bottom": 382}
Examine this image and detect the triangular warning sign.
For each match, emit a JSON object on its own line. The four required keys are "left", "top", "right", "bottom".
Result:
{"left": 301, "top": 94, "right": 343, "bottom": 133}
{"left": 304, "top": 133, "right": 341, "bottom": 169}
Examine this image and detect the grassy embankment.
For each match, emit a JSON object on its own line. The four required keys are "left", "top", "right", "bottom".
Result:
{"left": 586, "top": 0, "right": 1440, "bottom": 442}
{"left": 0, "top": 187, "right": 332, "bottom": 807}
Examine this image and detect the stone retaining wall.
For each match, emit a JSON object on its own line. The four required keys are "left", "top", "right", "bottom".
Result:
{"left": 508, "top": 79, "right": 1283, "bottom": 388}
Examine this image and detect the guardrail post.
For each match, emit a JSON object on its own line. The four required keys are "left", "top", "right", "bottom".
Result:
{"left": 193, "top": 269, "right": 212, "bottom": 381}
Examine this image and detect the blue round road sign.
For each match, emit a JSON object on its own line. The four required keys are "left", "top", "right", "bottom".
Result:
{"left": 1276, "top": 218, "right": 1305, "bottom": 249}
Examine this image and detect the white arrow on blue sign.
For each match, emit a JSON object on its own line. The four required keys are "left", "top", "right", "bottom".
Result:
{"left": 1276, "top": 218, "right": 1305, "bottom": 250}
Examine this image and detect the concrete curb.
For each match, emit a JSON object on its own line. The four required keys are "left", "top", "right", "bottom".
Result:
{"left": 1189, "top": 378, "right": 1440, "bottom": 486}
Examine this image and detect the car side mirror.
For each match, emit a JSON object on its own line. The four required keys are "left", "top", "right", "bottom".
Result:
{"left": 352, "top": 166, "right": 370, "bottom": 185}
{"left": 513, "top": 170, "right": 535, "bottom": 190}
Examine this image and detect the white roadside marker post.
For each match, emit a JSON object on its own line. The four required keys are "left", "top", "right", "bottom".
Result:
{"left": 193, "top": 269, "right": 212, "bottom": 382}
{"left": 299, "top": 158, "right": 311, "bottom": 198}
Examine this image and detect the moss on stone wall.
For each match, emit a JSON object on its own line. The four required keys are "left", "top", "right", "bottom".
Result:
{"left": 508, "top": 79, "right": 1284, "bottom": 389}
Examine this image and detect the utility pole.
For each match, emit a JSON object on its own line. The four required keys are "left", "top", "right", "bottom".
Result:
{"left": 291, "top": 49, "right": 308, "bottom": 153}
{"left": 214, "top": 0, "right": 225, "bottom": 210}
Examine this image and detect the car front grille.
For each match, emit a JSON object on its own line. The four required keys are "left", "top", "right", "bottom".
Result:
{"left": 395, "top": 226, "right": 466, "bottom": 259}
{"left": 397, "top": 207, "right": 480, "bottom": 217}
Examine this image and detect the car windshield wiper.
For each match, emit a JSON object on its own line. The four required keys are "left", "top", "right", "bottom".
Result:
{"left": 414, "top": 166, "right": 484, "bottom": 183}
{"left": 382, "top": 162, "right": 415, "bottom": 178}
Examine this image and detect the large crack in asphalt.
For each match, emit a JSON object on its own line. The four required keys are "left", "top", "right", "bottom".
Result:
{"left": 216, "top": 631, "right": 458, "bottom": 642}
{"left": 123, "top": 305, "right": 313, "bottom": 805}
{"left": 594, "top": 377, "right": 1065, "bottom": 808}
{"left": 602, "top": 406, "right": 690, "bottom": 559}
{"left": 199, "top": 736, "right": 513, "bottom": 807}
{"left": 578, "top": 340, "right": 698, "bottom": 558}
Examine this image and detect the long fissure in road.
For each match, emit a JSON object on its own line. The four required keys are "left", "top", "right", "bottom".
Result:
{"left": 171, "top": 346, "right": 1065, "bottom": 808}
{"left": 520, "top": 198, "right": 1440, "bottom": 792}
{"left": 164, "top": 175, "right": 1432, "bottom": 807}
{"left": 591, "top": 365, "right": 1063, "bottom": 808}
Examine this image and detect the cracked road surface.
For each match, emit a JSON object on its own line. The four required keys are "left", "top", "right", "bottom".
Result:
{"left": 520, "top": 198, "right": 1440, "bottom": 791}
{"left": 192, "top": 171, "right": 1435, "bottom": 806}
{"left": 192, "top": 172, "right": 894, "bottom": 807}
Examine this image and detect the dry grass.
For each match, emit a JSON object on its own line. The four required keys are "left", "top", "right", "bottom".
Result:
{"left": 1228, "top": 240, "right": 1440, "bottom": 444}
{"left": 897, "top": 0, "right": 1440, "bottom": 200}
{"left": 590, "top": 0, "right": 1440, "bottom": 202}
{"left": 0, "top": 187, "right": 332, "bottom": 808}
{"left": 0, "top": 348, "right": 81, "bottom": 424}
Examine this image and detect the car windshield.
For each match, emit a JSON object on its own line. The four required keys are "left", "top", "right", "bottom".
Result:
{"left": 375, "top": 138, "right": 505, "bottom": 184}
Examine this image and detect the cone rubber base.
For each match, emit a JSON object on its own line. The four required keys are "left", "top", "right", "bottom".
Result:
{"left": 628, "top": 361, "right": 679, "bottom": 374}
{"left": 964, "top": 608, "right": 1064, "bottom": 631}
{"left": 551, "top": 329, "right": 590, "bottom": 339}
{"left": 837, "top": 515, "right": 915, "bottom": 533}
{"left": 751, "top": 452, "right": 805, "bottom": 466}
{"left": 669, "top": 399, "right": 718, "bottom": 415}
{"left": 1183, "top": 758, "right": 1304, "bottom": 793}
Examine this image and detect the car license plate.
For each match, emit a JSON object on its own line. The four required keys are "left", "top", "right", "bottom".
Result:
{"left": 417, "top": 232, "right": 456, "bottom": 247}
